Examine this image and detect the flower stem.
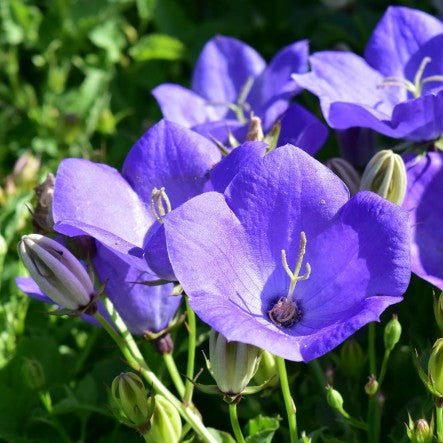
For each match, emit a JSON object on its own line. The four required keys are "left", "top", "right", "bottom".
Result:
{"left": 39, "top": 391, "right": 73, "bottom": 443}
{"left": 184, "top": 297, "right": 196, "bottom": 405}
{"left": 368, "top": 322, "right": 376, "bottom": 375}
{"left": 275, "top": 356, "right": 298, "bottom": 443}
{"left": 162, "top": 352, "right": 186, "bottom": 398}
{"left": 437, "top": 403, "right": 443, "bottom": 442}
{"left": 229, "top": 403, "right": 245, "bottom": 443}
{"left": 377, "top": 349, "right": 391, "bottom": 389}
{"left": 95, "top": 301, "right": 217, "bottom": 443}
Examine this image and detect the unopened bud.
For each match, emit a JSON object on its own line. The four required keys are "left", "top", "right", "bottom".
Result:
{"left": 253, "top": 350, "right": 279, "bottom": 387}
{"left": 145, "top": 395, "right": 182, "bottom": 443}
{"left": 22, "top": 358, "right": 45, "bottom": 390}
{"left": 32, "top": 174, "right": 55, "bottom": 233}
{"left": 365, "top": 375, "right": 379, "bottom": 396}
{"left": 111, "top": 372, "right": 153, "bottom": 433}
{"left": 324, "top": 157, "right": 360, "bottom": 196}
{"left": 406, "top": 415, "right": 434, "bottom": 443}
{"left": 434, "top": 292, "right": 443, "bottom": 331}
{"left": 208, "top": 329, "right": 261, "bottom": 396}
{"left": 384, "top": 315, "right": 402, "bottom": 352}
{"left": 325, "top": 385, "right": 344, "bottom": 410}
{"left": 428, "top": 339, "right": 443, "bottom": 397}
{"left": 360, "top": 149, "right": 407, "bottom": 205}
{"left": 339, "top": 338, "right": 365, "bottom": 379}
{"left": 18, "top": 234, "right": 94, "bottom": 310}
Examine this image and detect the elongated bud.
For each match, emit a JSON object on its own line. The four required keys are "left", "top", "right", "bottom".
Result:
{"left": 339, "top": 339, "right": 365, "bottom": 379}
{"left": 21, "top": 358, "right": 45, "bottom": 390}
{"left": 406, "top": 415, "right": 434, "bottom": 443}
{"left": 32, "top": 174, "right": 55, "bottom": 233}
{"left": 384, "top": 315, "right": 402, "bottom": 352}
{"left": 111, "top": 372, "right": 154, "bottom": 433}
{"left": 325, "top": 385, "right": 344, "bottom": 410}
{"left": 428, "top": 339, "right": 443, "bottom": 397}
{"left": 360, "top": 149, "right": 407, "bottom": 205}
{"left": 324, "top": 157, "right": 360, "bottom": 196}
{"left": 365, "top": 375, "right": 379, "bottom": 396}
{"left": 18, "top": 234, "right": 94, "bottom": 310}
{"left": 253, "top": 350, "right": 279, "bottom": 387}
{"left": 433, "top": 292, "right": 443, "bottom": 331}
{"left": 145, "top": 395, "right": 182, "bottom": 443}
{"left": 208, "top": 329, "right": 261, "bottom": 396}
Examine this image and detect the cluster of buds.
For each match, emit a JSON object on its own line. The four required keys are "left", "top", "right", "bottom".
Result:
{"left": 111, "top": 372, "right": 181, "bottom": 442}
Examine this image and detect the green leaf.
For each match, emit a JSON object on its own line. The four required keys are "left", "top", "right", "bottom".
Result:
{"left": 129, "top": 33, "right": 185, "bottom": 61}
{"left": 245, "top": 415, "right": 280, "bottom": 443}
{"left": 89, "top": 19, "right": 126, "bottom": 63}
{"left": 136, "top": 0, "right": 156, "bottom": 21}
{"left": 208, "top": 428, "right": 236, "bottom": 443}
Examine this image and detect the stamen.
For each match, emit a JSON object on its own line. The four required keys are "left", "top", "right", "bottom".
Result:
{"left": 413, "top": 56, "right": 432, "bottom": 96}
{"left": 150, "top": 187, "right": 172, "bottom": 223}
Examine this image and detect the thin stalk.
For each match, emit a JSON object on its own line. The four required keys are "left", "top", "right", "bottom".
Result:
{"left": 377, "top": 350, "right": 391, "bottom": 389}
{"left": 275, "top": 356, "right": 298, "bottom": 443}
{"left": 368, "top": 323, "right": 376, "bottom": 375}
{"left": 437, "top": 403, "right": 443, "bottom": 442}
{"left": 39, "top": 391, "right": 73, "bottom": 443}
{"left": 229, "top": 403, "right": 245, "bottom": 443}
{"left": 94, "top": 310, "right": 216, "bottom": 443}
{"left": 184, "top": 297, "right": 197, "bottom": 405}
{"left": 162, "top": 352, "right": 185, "bottom": 398}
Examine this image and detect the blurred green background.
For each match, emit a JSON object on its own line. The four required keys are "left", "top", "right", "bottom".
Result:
{"left": 0, "top": 1, "right": 440, "bottom": 442}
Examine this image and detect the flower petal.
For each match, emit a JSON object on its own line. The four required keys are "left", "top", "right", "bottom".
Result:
{"left": 365, "top": 6, "right": 443, "bottom": 78}
{"left": 16, "top": 276, "right": 51, "bottom": 303}
{"left": 403, "top": 152, "right": 443, "bottom": 289}
{"left": 122, "top": 120, "right": 221, "bottom": 208}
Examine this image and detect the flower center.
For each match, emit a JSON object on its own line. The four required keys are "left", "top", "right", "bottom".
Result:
{"left": 379, "top": 57, "right": 443, "bottom": 98}
{"left": 205, "top": 76, "right": 254, "bottom": 123}
{"left": 268, "top": 231, "right": 311, "bottom": 328}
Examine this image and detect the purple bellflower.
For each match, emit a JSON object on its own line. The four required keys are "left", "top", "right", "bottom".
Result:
{"left": 402, "top": 151, "right": 443, "bottom": 290}
{"left": 162, "top": 145, "right": 411, "bottom": 361}
{"left": 153, "top": 36, "right": 328, "bottom": 154}
{"left": 292, "top": 7, "right": 443, "bottom": 142}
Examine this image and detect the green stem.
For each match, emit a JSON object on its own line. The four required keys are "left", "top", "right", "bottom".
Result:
{"left": 338, "top": 407, "right": 368, "bottom": 431}
{"left": 367, "top": 395, "right": 380, "bottom": 443}
{"left": 94, "top": 304, "right": 217, "bottom": 443}
{"left": 229, "top": 403, "right": 245, "bottom": 443}
{"left": 437, "top": 403, "right": 443, "bottom": 443}
{"left": 275, "top": 356, "right": 298, "bottom": 443}
{"left": 39, "top": 391, "right": 73, "bottom": 443}
{"left": 377, "top": 350, "right": 391, "bottom": 388}
{"left": 162, "top": 352, "right": 185, "bottom": 398}
{"left": 368, "top": 323, "right": 376, "bottom": 375}
{"left": 184, "top": 297, "right": 197, "bottom": 405}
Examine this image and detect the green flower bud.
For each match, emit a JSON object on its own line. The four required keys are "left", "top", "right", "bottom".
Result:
{"left": 253, "top": 350, "right": 279, "bottom": 387}
{"left": 360, "top": 149, "right": 407, "bottom": 205}
{"left": 428, "top": 339, "right": 443, "bottom": 397}
{"left": 339, "top": 339, "right": 365, "bottom": 379}
{"left": 324, "top": 157, "right": 360, "bottom": 196}
{"left": 111, "top": 372, "right": 153, "bottom": 432}
{"left": 325, "top": 385, "right": 344, "bottom": 411}
{"left": 365, "top": 375, "right": 379, "bottom": 396}
{"left": 433, "top": 291, "right": 443, "bottom": 331}
{"left": 406, "top": 415, "right": 434, "bottom": 443}
{"left": 145, "top": 395, "right": 182, "bottom": 443}
{"left": 384, "top": 314, "right": 402, "bottom": 351}
{"left": 21, "top": 358, "right": 45, "bottom": 390}
{"left": 18, "top": 234, "right": 94, "bottom": 311}
{"left": 208, "top": 329, "right": 261, "bottom": 396}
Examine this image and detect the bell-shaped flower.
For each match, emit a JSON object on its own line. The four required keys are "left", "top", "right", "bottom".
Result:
{"left": 153, "top": 35, "right": 327, "bottom": 154}
{"left": 162, "top": 145, "right": 411, "bottom": 361}
{"left": 292, "top": 6, "right": 443, "bottom": 142}
{"left": 402, "top": 151, "right": 443, "bottom": 290}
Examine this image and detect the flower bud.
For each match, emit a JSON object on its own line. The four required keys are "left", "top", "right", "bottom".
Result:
{"left": 339, "top": 338, "right": 365, "bottom": 379}
{"left": 428, "top": 339, "right": 443, "bottom": 397}
{"left": 384, "top": 315, "right": 402, "bottom": 352}
{"left": 21, "top": 358, "right": 45, "bottom": 390}
{"left": 324, "top": 157, "right": 360, "bottom": 196}
{"left": 208, "top": 329, "right": 261, "bottom": 396}
{"left": 253, "top": 350, "right": 279, "bottom": 387}
{"left": 18, "top": 234, "right": 94, "bottom": 310}
{"left": 325, "top": 385, "right": 344, "bottom": 410}
{"left": 32, "top": 174, "right": 55, "bottom": 233}
{"left": 12, "top": 152, "right": 40, "bottom": 187}
{"left": 406, "top": 416, "right": 434, "bottom": 443}
{"left": 365, "top": 375, "right": 379, "bottom": 396}
{"left": 360, "top": 149, "right": 407, "bottom": 205}
{"left": 111, "top": 372, "right": 153, "bottom": 432}
{"left": 434, "top": 292, "right": 443, "bottom": 331}
{"left": 145, "top": 395, "right": 182, "bottom": 443}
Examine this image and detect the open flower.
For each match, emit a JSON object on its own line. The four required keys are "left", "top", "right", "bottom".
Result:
{"left": 402, "top": 151, "right": 443, "bottom": 290}
{"left": 292, "top": 7, "right": 443, "bottom": 142}
{"left": 162, "top": 145, "right": 411, "bottom": 361}
{"left": 153, "top": 35, "right": 327, "bottom": 154}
